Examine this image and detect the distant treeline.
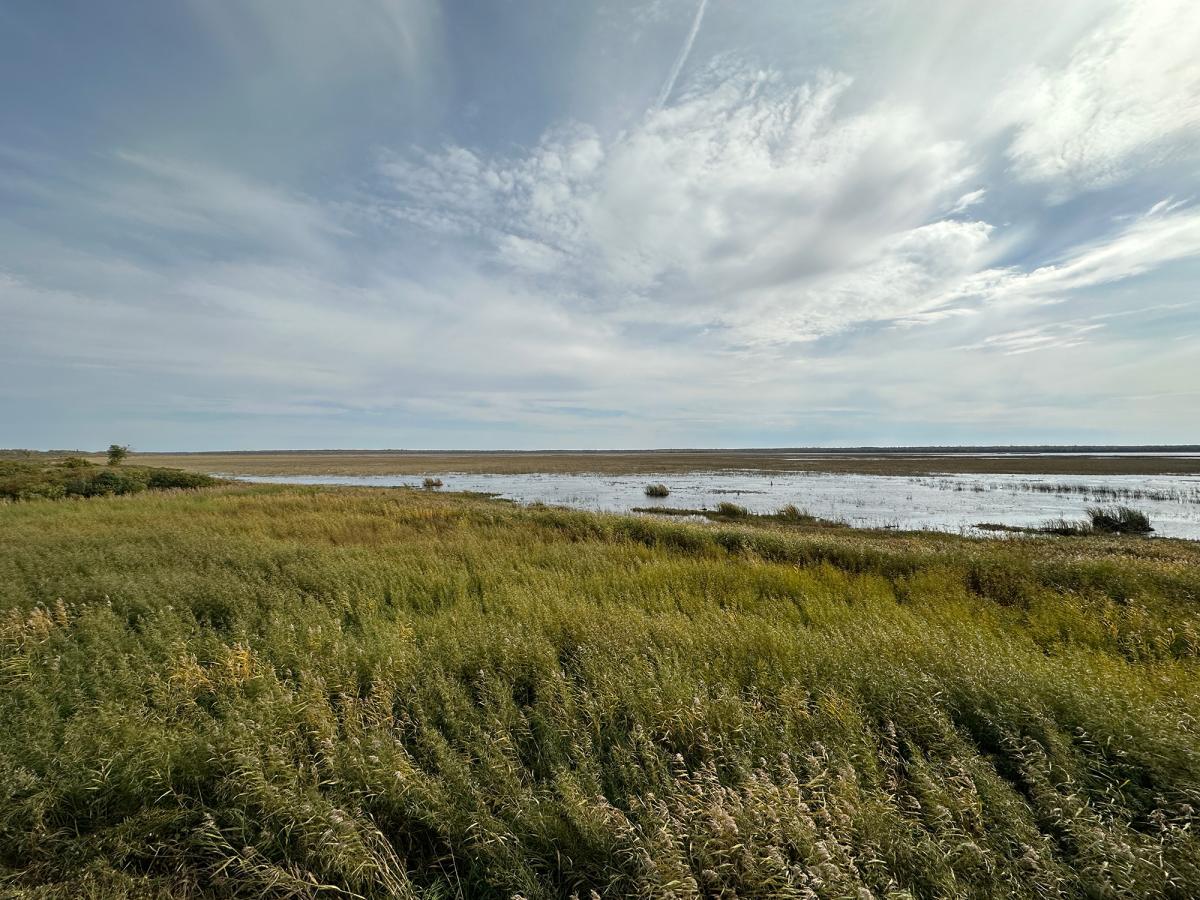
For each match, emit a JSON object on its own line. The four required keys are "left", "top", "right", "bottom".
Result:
{"left": 0, "top": 449, "right": 91, "bottom": 459}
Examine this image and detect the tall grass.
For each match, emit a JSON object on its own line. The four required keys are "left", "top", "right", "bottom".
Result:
{"left": 1088, "top": 505, "right": 1153, "bottom": 534}
{"left": 1, "top": 485, "right": 1199, "bottom": 897}
{"left": 715, "top": 501, "right": 749, "bottom": 517}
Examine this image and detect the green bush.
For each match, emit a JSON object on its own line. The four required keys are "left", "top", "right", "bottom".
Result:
{"left": 145, "top": 468, "right": 216, "bottom": 490}
{"left": 0, "top": 459, "right": 215, "bottom": 502}
{"left": 55, "top": 456, "right": 94, "bottom": 469}
{"left": 65, "top": 468, "right": 147, "bottom": 497}
{"left": 643, "top": 483, "right": 670, "bottom": 497}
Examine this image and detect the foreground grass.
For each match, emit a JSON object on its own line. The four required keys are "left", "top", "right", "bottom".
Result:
{"left": 2, "top": 486, "right": 1199, "bottom": 898}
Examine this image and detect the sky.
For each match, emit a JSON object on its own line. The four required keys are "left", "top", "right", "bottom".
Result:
{"left": 2, "top": 0, "right": 1199, "bottom": 450}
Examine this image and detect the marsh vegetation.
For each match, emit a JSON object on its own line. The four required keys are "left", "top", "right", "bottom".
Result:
{"left": 2, "top": 484, "right": 1199, "bottom": 897}
{"left": 0, "top": 457, "right": 217, "bottom": 502}
{"left": 978, "top": 506, "right": 1156, "bottom": 538}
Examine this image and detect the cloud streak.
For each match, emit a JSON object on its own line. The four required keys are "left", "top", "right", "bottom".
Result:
{"left": 654, "top": 0, "right": 709, "bottom": 110}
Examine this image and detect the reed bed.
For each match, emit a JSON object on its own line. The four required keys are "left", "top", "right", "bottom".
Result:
{"left": 2, "top": 485, "right": 1199, "bottom": 897}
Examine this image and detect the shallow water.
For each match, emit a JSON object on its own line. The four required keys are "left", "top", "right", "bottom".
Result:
{"left": 230, "top": 471, "right": 1200, "bottom": 540}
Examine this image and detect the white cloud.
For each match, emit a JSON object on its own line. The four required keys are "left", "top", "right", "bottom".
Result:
{"left": 384, "top": 63, "right": 984, "bottom": 343}
{"left": 999, "top": 0, "right": 1200, "bottom": 192}
{"left": 951, "top": 200, "right": 1200, "bottom": 309}
{"left": 963, "top": 322, "right": 1106, "bottom": 355}
{"left": 948, "top": 189, "right": 986, "bottom": 215}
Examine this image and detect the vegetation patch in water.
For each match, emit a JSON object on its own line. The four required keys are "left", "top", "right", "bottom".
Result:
{"left": 977, "top": 506, "right": 1154, "bottom": 537}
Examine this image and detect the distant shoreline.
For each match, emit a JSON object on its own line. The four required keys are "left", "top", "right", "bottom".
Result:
{"left": 60, "top": 444, "right": 1200, "bottom": 455}
{"left": 53, "top": 447, "right": 1200, "bottom": 477}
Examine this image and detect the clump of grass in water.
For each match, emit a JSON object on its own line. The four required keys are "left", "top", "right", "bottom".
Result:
{"left": 422, "top": 476, "right": 444, "bottom": 489}
{"left": 643, "top": 483, "right": 670, "bottom": 497}
{"left": 981, "top": 506, "right": 1155, "bottom": 537}
{"left": 715, "top": 501, "right": 749, "bottom": 517}
{"left": 776, "top": 503, "right": 815, "bottom": 522}
{"left": 1038, "top": 506, "right": 1153, "bottom": 536}
{"left": 1088, "top": 504, "right": 1152, "bottom": 534}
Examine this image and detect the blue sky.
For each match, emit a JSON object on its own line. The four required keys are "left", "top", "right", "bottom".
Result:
{"left": 2, "top": 0, "right": 1198, "bottom": 450}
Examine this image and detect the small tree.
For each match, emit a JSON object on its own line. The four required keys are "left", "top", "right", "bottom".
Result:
{"left": 107, "top": 444, "right": 130, "bottom": 466}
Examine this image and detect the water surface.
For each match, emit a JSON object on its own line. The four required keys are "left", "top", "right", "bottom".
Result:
{"left": 231, "top": 471, "right": 1200, "bottom": 540}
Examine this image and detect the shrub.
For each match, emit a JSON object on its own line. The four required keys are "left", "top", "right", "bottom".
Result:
{"left": 422, "top": 477, "right": 444, "bottom": 489}
{"left": 56, "top": 456, "right": 94, "bottom": 469}
{"left": 716, "top": 501, "right": 749, "bottom": 517}
{"left": 1088, "top": 505, "right": 1153, "bottom": 534}
{"left": 145, "top": 469, "right": 217, "bottom": 490}
{"left": 644, "top": 483, "right": 670, "bottom": 497}
{"left": 67, "top": 469, "right": 148, "bottom": 497}
{"left": 107, "top": 444, "right": 130, "bottom": 466}
{"left": 0, "top": 459, "right": 215, "bottom": 502}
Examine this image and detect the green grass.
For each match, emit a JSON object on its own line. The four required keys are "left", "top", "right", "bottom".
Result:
{"left": 2, "top": 485, "right": 1199, "bottom": 897}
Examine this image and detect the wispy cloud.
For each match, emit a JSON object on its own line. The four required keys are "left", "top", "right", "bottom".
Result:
{"left": 653, "top": 0, "right": 709, "bottom": 110}
{"left": 997, "top": 0, "right": 1200, "bottom": 194}
{"left": 962, "top": 322, "right": 1106, "bottom": 355}
{"left": 384, "top": 63, "right": 982, "bottom": 343}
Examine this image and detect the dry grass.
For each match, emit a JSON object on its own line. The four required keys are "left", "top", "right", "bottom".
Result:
{"left": 2, "top": 485, "right": 1199, "bottom": 897}
{"left": 86, "top": 449, "right": 1200, "bottom": 477}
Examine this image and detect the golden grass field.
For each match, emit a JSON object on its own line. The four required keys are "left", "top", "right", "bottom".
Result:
{"left": 3, "top": 482, "right": 1200, "bottom": 897}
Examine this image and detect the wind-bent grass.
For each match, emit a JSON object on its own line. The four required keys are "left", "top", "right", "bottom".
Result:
{"left": 2, "top": 485, "right": 1200, "bottom": 897}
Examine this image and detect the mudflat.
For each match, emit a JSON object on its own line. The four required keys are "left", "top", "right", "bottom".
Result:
{"left": 109, "top": 448, "right": 1200, "bottom": 476}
